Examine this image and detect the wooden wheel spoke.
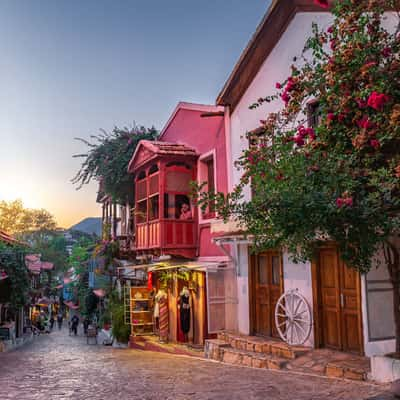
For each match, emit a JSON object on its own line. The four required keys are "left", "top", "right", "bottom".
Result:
{"left": 293, "top": 298, "right": 302, "bottom": 315}
{"left": 278, "top": 303, "right": 289, "bottom": 315}
{"left": 292, "top": 322, "right": 299, "bottom": 344}
{"left": 294, "top": 320, "right": 307, "bottom": 336}
{"left": 293, "top": 317, "right": 310, "bottom": 324}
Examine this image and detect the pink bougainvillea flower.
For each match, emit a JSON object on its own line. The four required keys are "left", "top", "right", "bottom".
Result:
{"left": 307, "top": 129, "right": 316, "bottom": 140}
{"left": 281, "top": 91, "right": 290, "bottom": 105}
{"left": 327, "top": 112, "right": 335, "bottom": 122}
{"left": 338, "top": 113, "right": 346, "bottom": 122}
{"left": 382, "top": 47, "right": 392, "bottom": 57}
{"left": 286, "top": 81, "right": 295, "bottom": 92}
{"left": 293, "top": 135, "right": 305, "bottom": 147}
{"left": 356, "top": 98, "right": 367, "bottom": 108}
{"left": 370, "top": 139, "right": 381, "bottom": 149}
{"left": 275, "top": 82, "right": 282, "bottom": 89}
{"left": 336, "top": 197, "right": 353, "bottom": 208}
{"left": 330, "top": 39, "right": 336, "bottom": 50}
{"left": 327, "top": 25, "right": 334, "bottom": 34}
{"left": 336, "top": 198, "right": 344, "bottom": 208}
{"left": 344, "top": 197, "right": 353, "bottom": 207}
{"left": 357, "top": 116, "right": 375, "bottom": 130}
{"left": 367, "top": 91, "right": 390, "bottom": 111}
{"left": 314, "top": 0, "right": 329, "bottom": 8}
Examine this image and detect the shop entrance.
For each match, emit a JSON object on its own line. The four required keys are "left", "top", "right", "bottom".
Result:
{"left": 313, "top": 247, "right": 363, "bottom": 354}
{"left": 250, "top": 251, "right": 283, "bottom": 338}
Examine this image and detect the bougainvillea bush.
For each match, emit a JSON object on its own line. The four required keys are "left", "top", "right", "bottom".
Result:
{"left": 73, "top": 125, "right": 158, "bottom": 203}
{"left": 197, "top": 0, "right": 400, "bottom": 347}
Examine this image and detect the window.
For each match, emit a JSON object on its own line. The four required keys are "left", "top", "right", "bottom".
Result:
{"left": 206, "top": 158, "right": 215, "bottom": 214}
{"left": 271, "top": 256, "right": 281, "bottom": 286}
{"left": 258, "top": 256, "right": 268, "bottom": 285}
{"left": 200, "top": 156, "right": 216, "bottom": 219}
{"left": 149, "top": 195, "right": 159, "bottom": 221}
{"left": 308, "top": 101, "right": 321, "bottom": 128}
{"left": 163, "top": 194, "right": 192, "bottom": 220}
{"left": 136, "top": 200, "right": 147, "bottom": 224}
{"left": 149, "top": 164, "right": 159, "bottom": 175}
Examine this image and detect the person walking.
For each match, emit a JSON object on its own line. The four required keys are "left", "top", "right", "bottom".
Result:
{"left": 57, "top": 313, "right": 63, "bottom": 330}
{"left": 49, "top": 314, "right": 55, "bottom": 331}
{"left": 71, "top": 315, "right": 79, "bottom": 336}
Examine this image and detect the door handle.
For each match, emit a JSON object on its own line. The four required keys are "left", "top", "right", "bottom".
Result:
{"left": 340, "top": 293, "right": 344, "bottom": 308}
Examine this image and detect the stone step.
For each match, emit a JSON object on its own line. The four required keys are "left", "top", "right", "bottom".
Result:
{"left": 220, "top": 347, "right": 288, "bottom": 370}
{"left": 205, "top": 339, "right": 231, "bottom": 361}
{"left": 325, "top": 361, "right": 368, "bottom": 381}
{"left": 217, "top": 332, "right": 309, "bottom": 360}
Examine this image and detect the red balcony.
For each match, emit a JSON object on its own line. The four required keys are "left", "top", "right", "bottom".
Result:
{"left": 128, "top": 140, "right": 198, "bottom": 259}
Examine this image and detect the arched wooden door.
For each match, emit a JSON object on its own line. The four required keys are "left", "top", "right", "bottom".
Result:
{"left": 315, "top": 247, "right": 363, "bottom": 354}
{"left": 251, "top": 252, "right": 283, "bottom": 338}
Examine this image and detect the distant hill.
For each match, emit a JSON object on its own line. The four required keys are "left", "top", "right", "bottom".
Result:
{"left": 69, "top": 217, "right": 102, "bottom": 237}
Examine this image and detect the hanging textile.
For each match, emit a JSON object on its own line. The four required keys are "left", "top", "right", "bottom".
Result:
{"left": 159, "top": 296, "right": 169, "bottom": 342}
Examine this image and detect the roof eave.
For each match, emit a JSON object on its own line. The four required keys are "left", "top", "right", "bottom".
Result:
{"left": 216, "top": 0, "right": 332, "bottom": 110}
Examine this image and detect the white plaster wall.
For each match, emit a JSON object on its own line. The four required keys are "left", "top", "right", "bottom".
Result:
{"left": 282, "top": 253, "right": 314, "bottom": 347}
{"left": 229, "top": 12, "right": 334, "bottom": 195}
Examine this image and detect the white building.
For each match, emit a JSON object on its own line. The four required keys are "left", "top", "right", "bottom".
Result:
{"left": 214, "top": 0, "right": 398, "bottom": 358}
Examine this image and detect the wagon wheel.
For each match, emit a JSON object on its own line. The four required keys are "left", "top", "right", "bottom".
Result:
{"left": 275, "top": 290, "right": 312, "bottom": 346}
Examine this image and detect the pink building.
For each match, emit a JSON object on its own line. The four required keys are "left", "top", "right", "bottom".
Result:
{"left": 159, "top": 102, "right": 229, "bottom": 261}
{"left": 127, "top": 102, "right": 235, "bottom": 345}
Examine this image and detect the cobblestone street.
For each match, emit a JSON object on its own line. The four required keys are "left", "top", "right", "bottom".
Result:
{"left": 0, "top": 328, "right": 394, "bottom": 400}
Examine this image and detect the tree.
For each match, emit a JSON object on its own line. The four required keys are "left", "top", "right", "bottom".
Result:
{"left": 0, "top": 242, "right": 29, "bottom": 312}
{"left": 0, "top": 200, "right": 57, "bottom": 235}
{"left": 197, "top": 0, "right": 400, "bottom": 349}
{"left": 72, "top": 124, "right": 159, "bottom": 204}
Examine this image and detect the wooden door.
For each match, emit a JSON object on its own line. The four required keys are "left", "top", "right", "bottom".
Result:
{"left": 318, "top": 248, "right": 362, "bottom": 353}
{"left": 252, "top": 252, "right": 283, "bottom": 338}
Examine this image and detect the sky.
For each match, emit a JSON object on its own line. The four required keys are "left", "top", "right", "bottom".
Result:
{"left": 0, "top": 0, "right": 270, "bottom": 228}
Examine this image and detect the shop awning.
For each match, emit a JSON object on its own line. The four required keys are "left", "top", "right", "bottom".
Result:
{"left": 93, "top": 289, "right": 106, "bottom": 298}
{"left": 37, "top": 297, "right": 51, "bottom": 305}
{"left": 64, "top": 301, "right": 79, "bottom": 310}
{"left": 147, "top": 261, "right": 227, "bottom": 272}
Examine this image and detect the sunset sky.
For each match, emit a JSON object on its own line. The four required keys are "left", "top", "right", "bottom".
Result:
{"left": 0, "top": 0, "right": 269, "bottom": 228}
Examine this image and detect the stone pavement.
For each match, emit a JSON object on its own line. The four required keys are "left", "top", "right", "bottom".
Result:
{"left": 0, "top": 327, "right": 395, "bottom": 400}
